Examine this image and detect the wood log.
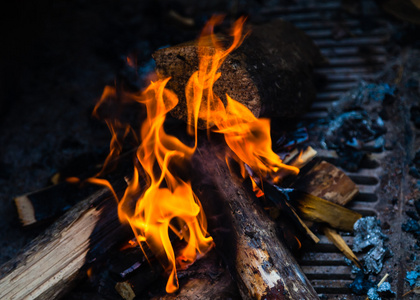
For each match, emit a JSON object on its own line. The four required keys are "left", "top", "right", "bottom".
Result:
{"left": 2, "top": 139, "right": 318, "bottom": 300}
{"left": 191, "top": 141, "right": 319, "bottom": 300}
{"left": 0, "top": 182, "right": 132, "bottom": 300}
{"left": 14, "top": 182, "right": 102, "bottom": 227}
{"left": 153, "top": 19, "right": 325, "bottom": 128}
{"left": 14, "top": 150, "right": 135, "bottom": 227}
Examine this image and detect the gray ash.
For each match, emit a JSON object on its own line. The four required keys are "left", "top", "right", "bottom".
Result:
{"left": 353, "top": 217, "right": 391, "bottom": 275}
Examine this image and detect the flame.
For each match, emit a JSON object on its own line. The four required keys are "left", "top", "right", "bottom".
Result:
{"left": 185, "top": 16, "right": 299, "bottom": 181}
{"left": 91, "top": 16, "right": 300, "bottom": 294}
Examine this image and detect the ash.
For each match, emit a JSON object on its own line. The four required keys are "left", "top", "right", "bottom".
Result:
{"left": 367, "top": 282, "right": 395, "bottom": 300}
{"left": 353, "top": 217, "right": 391, "bottom": 274}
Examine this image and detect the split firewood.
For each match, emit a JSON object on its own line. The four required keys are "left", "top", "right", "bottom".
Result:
{"left": 0, "top": 183, "right": 132, "bottom": 300}
{"left": 262, "top": 182, "right": 320, "bottom": 244}
{"left": 323, "top": 226, "right": 362, "bottom": 269}
{"left": 284, "top": 146, "right": 318, "bottom": 168}
{"left": 191, "top": 141, "right": 319, "bottom": 300}
{"left": 14, "top": 182, "right": 102, "bottom": 227}
{"left": 292, "top": 160, "right": 359, "bottom": 206}
{"left": 153, "top": 19, "right": 325, "bottom": 128}
{"left": 290, "top": 160, "right": 361, "bottom": 265}
{"left": 14, "top": 150, "right": 134, "bottom": 227}
{"left": 291, "top": 191, "right": 362, "bottom": 232}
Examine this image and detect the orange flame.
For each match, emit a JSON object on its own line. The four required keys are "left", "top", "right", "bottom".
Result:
{"left": 91, "top": 16, "right": 300, "bottom": 294}
{"left": 185, "top": 16, "right": 299, "bottom": 181}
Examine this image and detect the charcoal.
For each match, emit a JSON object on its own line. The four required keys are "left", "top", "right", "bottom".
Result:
{"left": 353, "top": 217, "right": 390, "bottom": 274}
{"left": 348, "top": 270, "right": 376, "bottom": 295}
{"left": 324, "top": 111, "right": 386, "bottom": 150}
{"left": 335, "top": 150, "right": 366, "bottom": 172}
{"left": 364, "top": 244, "right": 387, "bottom": 274}
{"left": 367, "top": 282, "right": 396, "bottom": 299}
{"left": 353, "top": 217, "right": 388, "bottom": 252}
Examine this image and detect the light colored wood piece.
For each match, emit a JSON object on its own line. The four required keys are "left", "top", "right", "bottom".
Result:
{"left": 293, "top": 160, "right": 358, "bottom": 206}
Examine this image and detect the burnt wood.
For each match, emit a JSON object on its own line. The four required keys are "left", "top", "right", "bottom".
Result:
{"left": 153, "top": 19, "right": 325, "bottom": 128}
{"left": 191, "top": 141, "right": 319, "bottom": 300}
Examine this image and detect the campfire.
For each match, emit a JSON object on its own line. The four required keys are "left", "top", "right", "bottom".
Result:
{"left": 2, "top": 1, "right": 420, "bottom": 299}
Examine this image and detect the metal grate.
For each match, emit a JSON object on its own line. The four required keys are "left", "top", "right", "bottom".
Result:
{"left": 262, "top": 1, "right": 392, "bottom": 298}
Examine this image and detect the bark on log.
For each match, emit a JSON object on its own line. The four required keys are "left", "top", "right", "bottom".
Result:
{"left": 0, "top": 183, "right": 132, "bottom": 300}
{"left": 191, "top": 141, "right": 319, "bottom": 300}
{"left": 153, "top": 19, "right": 325, "bottom": 128}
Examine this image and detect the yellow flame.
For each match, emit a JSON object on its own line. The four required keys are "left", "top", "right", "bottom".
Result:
{"left": 91, "top": 16, "right": 299, "bottom": 293}
{"left": 185, "top": 16, "right": 299, "bottom": 180}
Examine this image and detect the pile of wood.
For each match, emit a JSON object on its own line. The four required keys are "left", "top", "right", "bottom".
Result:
{"left": 0, "top": 19, "right": 364, "bottom": 300}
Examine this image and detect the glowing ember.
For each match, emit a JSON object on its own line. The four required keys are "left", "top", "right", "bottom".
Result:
{"left": 91, "top": 16, "right": 299, "bottom": 293}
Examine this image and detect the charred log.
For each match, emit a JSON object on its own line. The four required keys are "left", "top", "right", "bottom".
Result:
{"left": 153, "top": 19, "right": 325, "bottom": 128}
{"left": 191, "top": 141, "right": 319, "bottom": 300}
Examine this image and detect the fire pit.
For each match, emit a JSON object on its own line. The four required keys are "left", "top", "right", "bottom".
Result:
{"left": 1, "top": 0, "right": 420, "bottom": 299}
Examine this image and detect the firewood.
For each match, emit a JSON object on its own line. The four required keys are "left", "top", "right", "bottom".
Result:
{"left": 284, "top": 146, "right": 318, "bottom": 168}
{"left": 290, "top": 160, "right": 361, "bottom": 265}
{"left": 0, "top": 183, "right": 132, "bottom": 300}
{"left": 291, "top": 191, "right": 362, "bottom": 232}
{"left": 14, "top": 150, "right": 134, "bottom": 227}
{"left": 191, "top": 141, "right": 319, "bottom": 300}
{"left": 153, "top": 19, "right": 325, "bottom": 128}
{"left": 292, "top": 160, "right": 359, "bottom": 206}
{"left": 262, "top": 182, "right": 320, "bottom": 244}
{"left": 322, "top": 226, "right": 362, "bottom": 269}
{"left": 136, "top": 250, "right": 240, "bottom": 300}
{"left": 14, "top": 182, "right": 102, "bottom": 227}
{"left": 3, "top": 140, "right": 320, "bottom": 299}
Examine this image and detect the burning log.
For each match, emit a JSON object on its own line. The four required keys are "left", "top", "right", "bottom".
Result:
{"left": 114, "top": 249, "right": 240, "bottom": 300}
{"left": 0, "top": 184, "right": 132, "bottom": 300}
{"left": 153, "top": 19, "right": 325, "bottom": 128}
{"left": 191, "top": 141, "right": 319, "bottom": 300}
